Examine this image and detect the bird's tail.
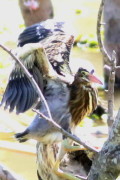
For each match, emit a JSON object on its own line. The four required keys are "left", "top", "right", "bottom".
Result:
{"left": 15, "top": 130, "right": 29, "bottom": 143}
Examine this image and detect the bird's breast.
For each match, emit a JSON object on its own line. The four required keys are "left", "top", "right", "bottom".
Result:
{"left": 69, "top": 85, "right": 97, "bottom": 126}
{"left": 37, "top": 132, "right": 63, "bottom": 144}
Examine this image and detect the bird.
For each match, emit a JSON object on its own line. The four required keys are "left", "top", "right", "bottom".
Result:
{"left": 1, "top": 19, "right": 102, "bottom": 180}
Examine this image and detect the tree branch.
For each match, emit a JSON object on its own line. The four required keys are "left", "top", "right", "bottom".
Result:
{"left": 75, "top": 175, "right": 87, "bottom": 180}
{"left": 87, "top": 0, "right": 120, "bottom": 179}
{"left": 0, "top": 43, "right": 52, "bottom": 120}
{"left": 87, "top": 109, "right": 120, "bottom": 180}
{"left": 97, "top": 0, "right": 117, "bottom": 130}
{"left": 107, "top": 51, "right": 116, "bottom": 129}
{"left": 0, "top": 43, "right": 98, "bottom": 153}
{"left": 97, "top": 0, "right": 111, "bottom": 65}
{"left": 33, "top": 109, "right": 99, "bottom": 153}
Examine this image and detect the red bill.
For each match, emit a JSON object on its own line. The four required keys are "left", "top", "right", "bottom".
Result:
{"left": 88, "top": 74, "right": 103, "bottom": 85}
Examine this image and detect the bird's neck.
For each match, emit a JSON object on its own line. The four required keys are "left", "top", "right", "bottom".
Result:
{"left": 69, "top": 81, "right": 98, "bottom": 126}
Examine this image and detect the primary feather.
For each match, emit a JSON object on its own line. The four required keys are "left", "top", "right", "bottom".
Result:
{"left": 1, "top": 19, "right": 101, "bottom": 180}
{"left": 1, "top": 19, "right": 74, "bottom": 113}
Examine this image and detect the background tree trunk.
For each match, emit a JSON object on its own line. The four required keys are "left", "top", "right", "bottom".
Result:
{"left": 104, "top": 0, "right": 120, "bottom": 88}
{"left": 19, "top": 0, "right": 54, "bottom": 27}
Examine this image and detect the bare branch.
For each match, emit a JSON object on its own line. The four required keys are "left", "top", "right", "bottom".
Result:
{"left": 33, "top": 109, "right": 99, "bottom": 153}
{"left": 107, "top": 51, "right": 116, "bottom": 130}
{"left": 115, "top": 66, "right": 120, "bottom": 69}
{"left": 97, "top": 0, "right": 111, "bottom": 65}
{"left": 88, "top": 109, "right": 120, "bottom": 180}
{"left": 75, "top": 175, "right": 87, "bottom": 180}
{"left": 0, "top": 43, "right": 98, "bottom": 153}
{"left": 97, "top": 0, "right": 117, "bottom": 130}
{"left": 87, "top": 1, "right": 120, "bottom": 179}
{"left": 0, "top": 43, "right": 52, "bottom": 120}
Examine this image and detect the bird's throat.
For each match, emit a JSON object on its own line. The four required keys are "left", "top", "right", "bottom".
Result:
{"left": 69, "top": 83, "right": 97, "bottom": 126}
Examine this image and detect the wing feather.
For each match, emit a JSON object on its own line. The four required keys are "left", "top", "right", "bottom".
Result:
{"left": 9, "top": 80, "right": 22, "bottom": 112}
{"left": 4, "top": 82, "right": 18, "bottom": 110}
{"left": 18, "top": 20, "right": 65, "bottom": 47}
{"left": 18, "top": 20, "right": 74, "bottom": 72}
{"left": 1, "top": 20, "right": 74, "bottom": 113}
{"left": 16, "top": 78, "right": 29, "bottom": 114}
{"left": 1, "top": 43, "right": 56, "bottom": 113}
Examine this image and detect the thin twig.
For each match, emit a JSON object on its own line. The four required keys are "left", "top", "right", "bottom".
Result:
{"left": 107, "top": 51, "right": 116, "bottom": 129}
{"left": 0, "top": 43, "right": 52, "bottom": 120}
{"left": 33, "top": 109, "right": 99, "bottom": 153}
{"left": 87, "top": 1, "right": 120, "bottom": 179}
{"left": 115, "top": 66, "right": 120, "bottom": 69}
{"left": 97, "top": 0, "right": 116, "bottom": 130}
{"left": 0, "top": 43, "right": 98, "bottom": 153}
{"left": 97, "top": 0, "right": 111, "bottom": 65}
{"left": 75, "top": 175, "right": 87, "bottom": 180}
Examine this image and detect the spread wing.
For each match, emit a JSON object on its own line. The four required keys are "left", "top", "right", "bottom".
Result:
{"left": 1, "top": 19, "right": 74, "bottom": 114}
{"left": 18, "top": 19, "right": 74, "bottom": 76}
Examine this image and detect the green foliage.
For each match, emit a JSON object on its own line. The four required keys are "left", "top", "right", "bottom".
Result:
{"left": 75, "top": 35, "right": 98, "bottom": 49}
{"left": 75, "top": 9, "right": 82, "bottom": 15}
{"left": 0, "top": 26, "right": 10, "bottom": 34}
{"left": 88, "top": 40, "right": 98, "bottom": 48}
{"left": 0, "top": 62, "right": 5, "bottom": 68}
{"left": 19, "top": 24, "right": 25, "bottom": 29}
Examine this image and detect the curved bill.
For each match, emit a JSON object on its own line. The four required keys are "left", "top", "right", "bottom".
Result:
{"left": 88, "top": 74, "right": 103, "bottom": 85}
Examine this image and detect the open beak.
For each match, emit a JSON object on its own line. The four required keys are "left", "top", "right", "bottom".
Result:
{"left": 88, "top": 74, "right": 103, "bottom": 85}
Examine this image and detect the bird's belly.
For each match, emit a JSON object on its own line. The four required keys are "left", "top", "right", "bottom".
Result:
{"left": 37, "top": 131, "right": 63, "bottom": 144}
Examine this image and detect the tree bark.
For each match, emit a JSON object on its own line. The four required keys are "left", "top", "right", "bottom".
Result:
{"left": 87, "top": 109, "right": 120, "bottom": 180}
{"left": 104, "top": 0, "right": 120, "bottom": 87}
{"left": 19, "top": 0, "right": 54, "bottom": 27}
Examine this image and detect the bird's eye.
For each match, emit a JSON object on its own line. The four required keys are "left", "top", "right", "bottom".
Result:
{"left": 81, "top": 71, "right": 86, "bottom": 76}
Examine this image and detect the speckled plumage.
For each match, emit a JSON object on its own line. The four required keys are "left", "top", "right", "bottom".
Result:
{"left": 1, "top": 20, "right": 74, "bottom": 114}
{"left": 1, "top": 19, "right": 100, "bottom": 180}
{"left": 70, "top": 80, "right": 98, "bottom": 126}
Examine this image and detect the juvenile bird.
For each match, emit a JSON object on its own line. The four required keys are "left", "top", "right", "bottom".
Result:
{"left": 1, "top": 19, "right": 102, "bottom": 180}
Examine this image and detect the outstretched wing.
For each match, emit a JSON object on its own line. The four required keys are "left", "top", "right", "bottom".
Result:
{"left": 18, "top": 20, "right": 66, "bottom": 46}
{"left": 1, "top": 19, "right": 74, "bottom": 114}
{"left": 18, "top": 19, "right": 74, "bottom": 76}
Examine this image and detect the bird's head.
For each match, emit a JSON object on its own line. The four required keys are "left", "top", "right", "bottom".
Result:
{"left": 75, "top": 68, "right": 102, "bottom": 85}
